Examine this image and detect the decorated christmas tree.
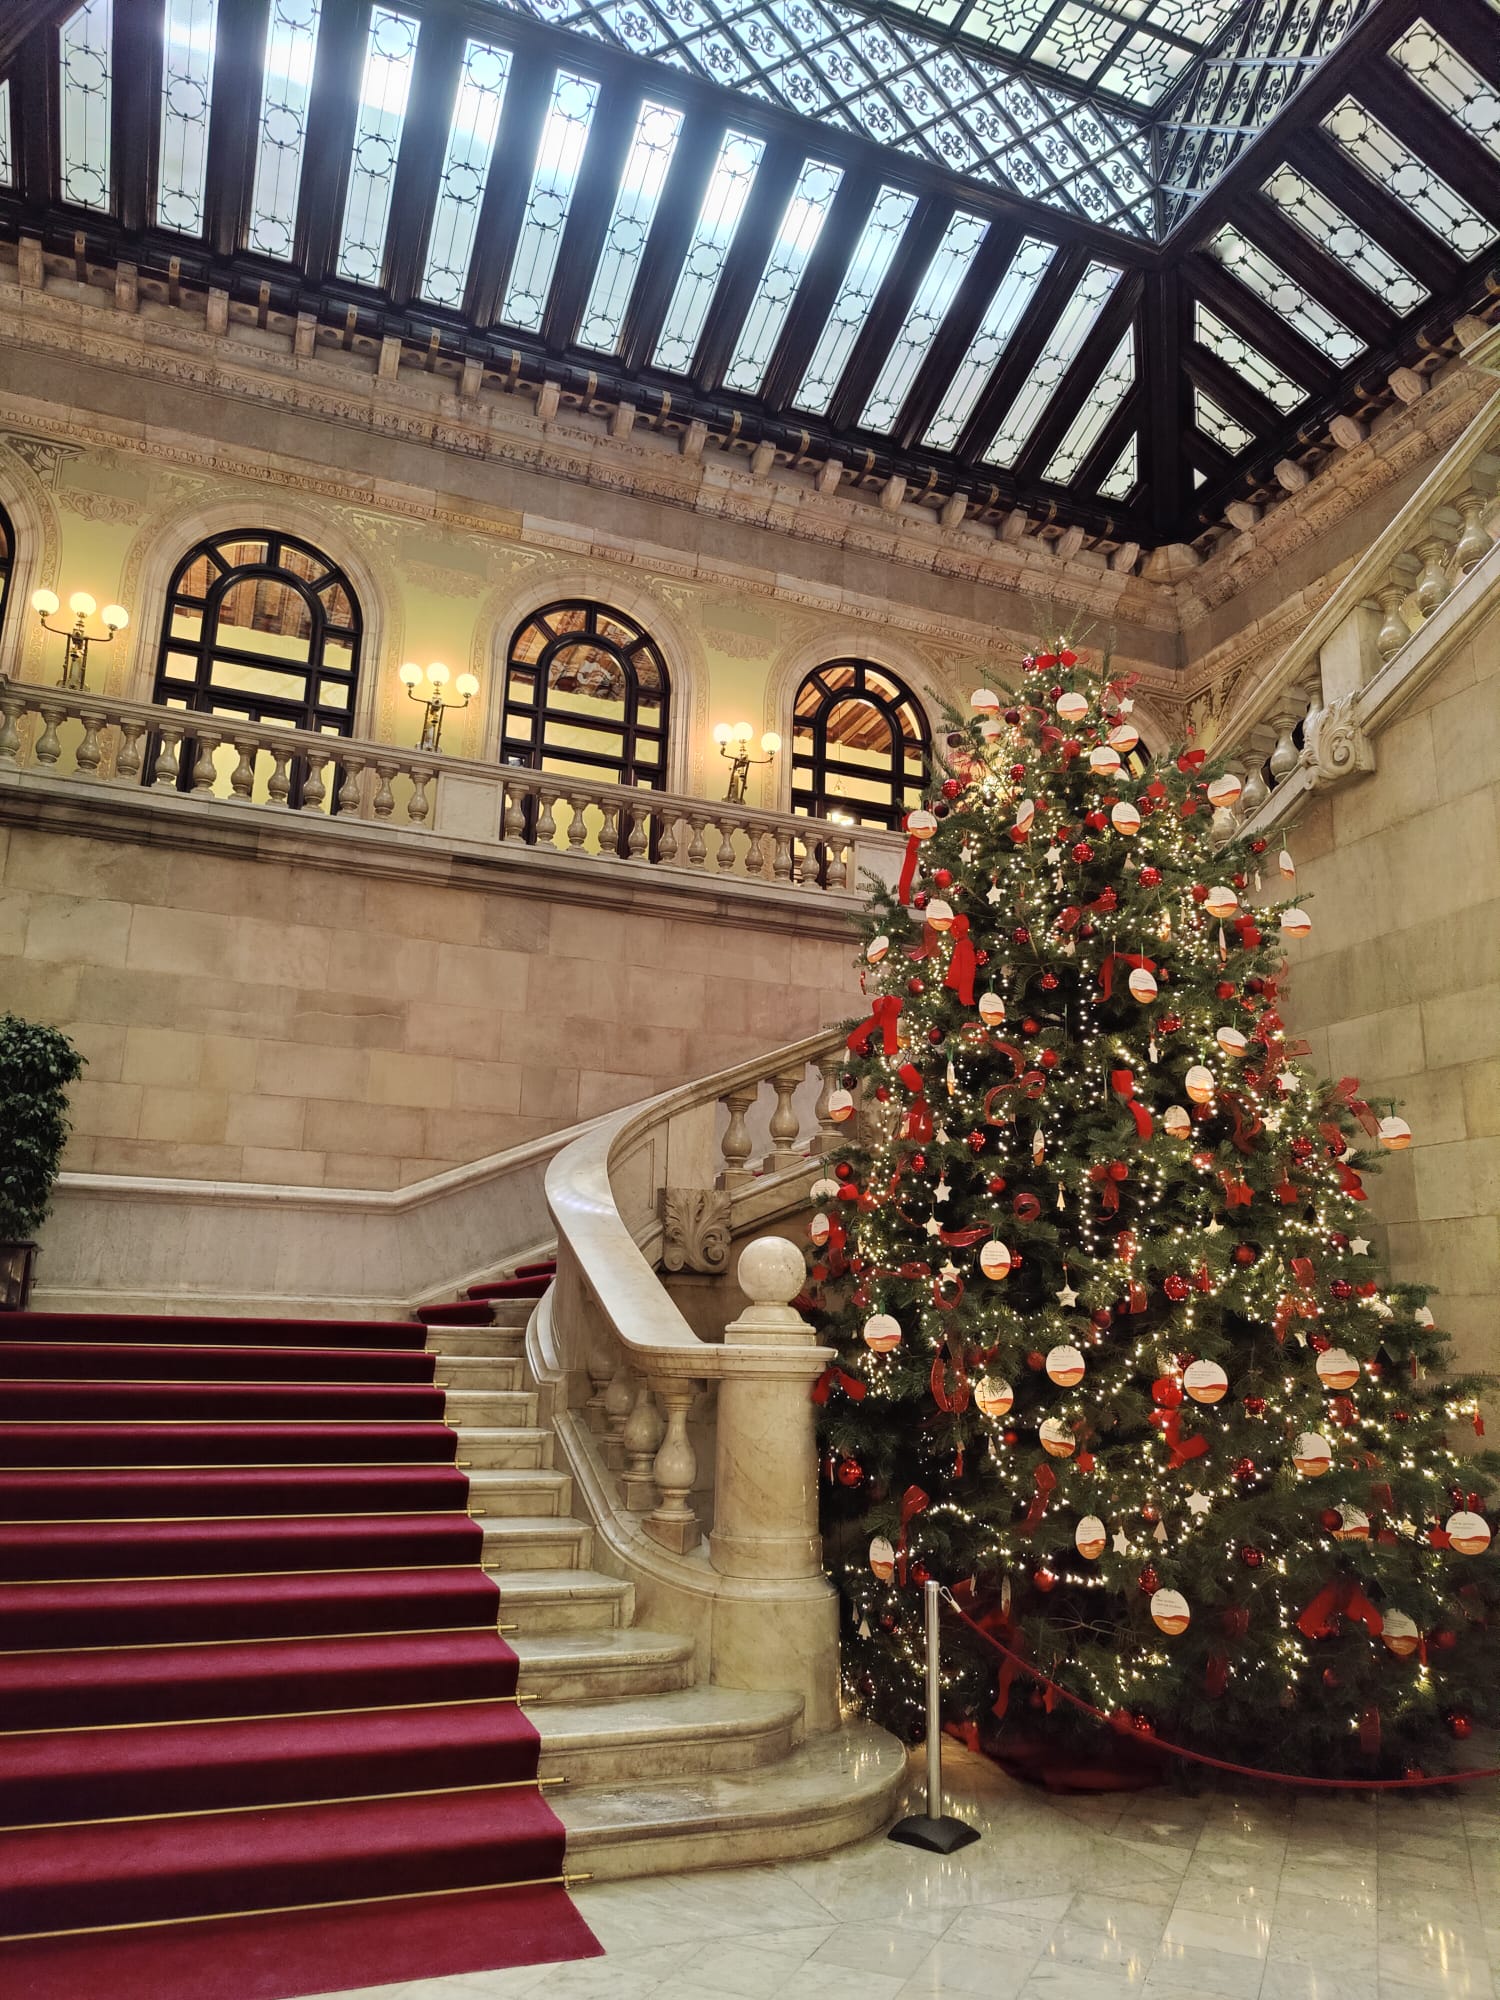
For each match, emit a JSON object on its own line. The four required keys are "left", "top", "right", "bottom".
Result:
{"left": 812, "top": 639, "right": 1499, "bottom": 1779}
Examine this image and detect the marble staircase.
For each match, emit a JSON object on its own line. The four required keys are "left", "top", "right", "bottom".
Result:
{"left": 423, "top": 1291, "right": 906, "bottom": 1881}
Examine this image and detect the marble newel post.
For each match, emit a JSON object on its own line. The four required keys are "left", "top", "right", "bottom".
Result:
{"left": 708, "top": 1238, "right": 840, "bottom": 1733}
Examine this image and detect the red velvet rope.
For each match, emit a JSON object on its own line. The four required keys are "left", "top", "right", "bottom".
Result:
{"left": 939, "top": 1588, "right": 1500, "bottom": 1790}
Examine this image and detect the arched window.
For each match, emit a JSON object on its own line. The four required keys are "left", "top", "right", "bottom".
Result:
{"left": 151, "top": 532, "right": 362, "bottom": 794}
{"left": 0, "top": 502, "right": 13, "bottom": 644}
{"left": 791, "top": 660, "right": 930, "bottom": 829}
{"left": 500, "top": 602, "right": 670, "bottom": 791}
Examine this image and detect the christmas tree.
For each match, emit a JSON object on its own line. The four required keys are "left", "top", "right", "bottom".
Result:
{"left": 813, "top": 640, "right": 1499, "bottom": 1779}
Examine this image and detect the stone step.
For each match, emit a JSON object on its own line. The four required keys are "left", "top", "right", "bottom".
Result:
{"left": 488, "top": 1565, "right": 632, "bottom": 1633}
{"left": 510, "top": 1627, "right": 695, "bottom": 1704}
{"left": 464, "top": 1467, "right": 571, "bottom": 1518}
{"left": 442, "top": 1387, "right": 537, "bottom": 1427}
{"left": 432, "top": 1354, "right": 525, "bottom": 1392}
{"left": 559, "top": 1721, "right": 908, "bottom": 1880}
{"left": 535, "top": 1686, "right": 803, "bottom": 1786}
{"left": 425, "top": 1328, "right": 526, "bottom": 1359}
{"left": 453, "top": 1427, "right": 552, "bottom": 1471}
{"left": 479, "top": 1514, "right": 591, "bottom": 1572}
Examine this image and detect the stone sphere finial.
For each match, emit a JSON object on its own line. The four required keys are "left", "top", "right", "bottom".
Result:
{"left": 737, "top": 1235, "right": 805, "bottom": 1308}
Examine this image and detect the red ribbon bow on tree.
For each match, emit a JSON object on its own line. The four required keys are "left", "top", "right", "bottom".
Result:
{"left": 1297, "top": 1576, "right": 1384, "bottom": 1641}
{"left": 1021, "top": 1460, "right": 1058, "bottom": 1530}
{"left": 847, "top": 994, "right": 902, "bottom": 1057}
{"left": 895, "top": 1484, "right": 930, "bottom": 1586}
{"left": 1098, "top": 951, "right": 1156, "bottom": 1001}
{"left": 943, "top": 916, "right": 977, "bottom": 1006}
{"left": 1330, "top": 1076, "right": 1380, "bottom": 1137}
{"left": 1110, "top": 1068, "right": 1153, "bottom": 1140}
{"left": 1089, "top": 1161, "right": 1129, "bottom": 1213}
{"left": 1151, "top": 1407, "right": 1209, "bottom": 1468}
{"left": 810, "top": 1365, "right": 866, "bottom": 1406}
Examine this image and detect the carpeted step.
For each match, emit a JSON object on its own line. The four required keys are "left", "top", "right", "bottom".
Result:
{"left": 465, "top": 1277, "right": 551, "bottom": 1301}
{"left": 2, "top": 1379, "right": 445, "bottom": 1422}
{"left": 1, "top": 1699, "right": 540, "bottom": 1826}
{"left": 0, "top": 1876, "right": 598, "bottom": 2000}
{"left": 0, "top": 1628, "right": 521, "bottom": 1731}
{"left": 0, "top": 1312, "right": 428, "bottom": 1351}
{"left": 0, "top": 1511, "right": 484, "bottom": 1583}
{"left": 0, "top": 1564, "right": 502, "bottom": 1651}
{"left": 417, "top": 1301, "right": 495, "bottom": 1327}
{"left": 0, "top": 1464, "right": 472, "bottom": 1522}
{"left": 0, "top": 1341, "right": 437, "bottom": 1385}
{"left": 0, "top": 1782, "right": 568, "bottom": 1937}
{"left": 512, "top": 1261, "right": 557, "bottom": 1280}
{"left": 0, "top": 1421, "right": 458, "bottom": 1469}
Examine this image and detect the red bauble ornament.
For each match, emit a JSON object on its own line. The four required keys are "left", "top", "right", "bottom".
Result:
{"left": 835, "top": 1161, "right": 853, "bottom": 1180}
{"left": 1322, "top": 1668, "right": 1340, "bottom": 1689}
{"left": 1216, "top": 981, "right": 1235, "bottom": 1000}
{"left": 1139, "top": 866, "right": 1161, "bottom": 888}
{"left": 1394, "top": 1409, "right": 1409, "bottom": 1425}
{"left": 974, "top": 949, "right": 989, "bottom": 966}
{"left": 927, "top": 1026, "right": 945, "bottom": 1045}
{"left": 941, "top": 778, "right": 962, "bottom": 800}
{"left": 1048, "top": 685, "right": 1062, "bottom": 700}
{"left": 1329, "top": 1231, "right": 1349, "bottom": 1250}
{"left": 1240, "top": 1544, "right": 1263, "bottom": 1568}
{"left": 837, "top": 1458, "right": 864, "bottom": 1487}
{"left": 1039, "top": 1049, "right": 1059, "bottom": 1069}
{"left": 967, "top": 1129, "right": 986, "bottom": 1154}
{"left": 934, "top": 868, "right": 952, "bottom": 888}
{"left": 1251, "top": 838, "right": 1267, "bottom": 853}
{"left": 880, "top": 1613, "right": 896, "bottom": 1632}
{"left": 1040, "top": 971, "right": 1058, "bottom": 990}
{"left": 986, "top": 1174, "right": 1006, "bottom": 1194}
{"left": 1163, "top": 1273, "right": 1190, "bottom": 1303}
{"left": 1290, "top": 1136, "right": 1315, "bottom": 1162}
{"left": 875, "top": 1085, "right": 890, "bottom": 1102}
{"left": 1072, "top": 842, "right": 1094, "bottom": 864}
{"left": 1190, "top": 884, "right": 1209, "bottom": 904}
{"left": 909, "top": 1562, "right": 931, "bottom": 1587}
{"left": 1092, "top": 1308, "right": 1112, "bottom": 1331}
{"left": 1330, "top": 1279, "right": 1353, "bottom": 1301}
{"left": 1232, "top": 872, "right": 1246, "bottom": 890}
{"left": 1233, "top": 1457, "right": 1258, "bottom": 1483}
{"left": 1320, "top": 1507, "right": 1341, "bottom": 1531}
{"left": 1234, "top": 1244, "right": 1256, "bottom": 1265}
{"left": 1001, "top": 1429, "right": 1018, "bottom": 1446}
{"left": 911, "top": 1153, "right": 927, "bottom": 1172}
{"left": 1434, "top": 1629, "right": 1458, "bottom": 1650}
{"left": 1009, "top": 762, "right": 1026, "bottom": 780}
{"left": 1141, "top": 1502, "right": 1159, "bottom": 1524}
{"left": 1079, "top": 921, "right": 1095, "bottom": 939}
{"left": 1450, "top": 1712, "right": 1473, "bottom": 1740}
{"left": 1004, "top": 708, "right": 1021, "bottom": 724}
{"left": 1085, "top": 810, "right": 1107, "bottom": 832}
{"left": 1025, "top": 1350, "right": 1045, "bottom": 1372}
{"left": 1159, "top": 1014, "right": 1181, "bottom": 1033}
{"left": 1013, "top": 927, "right": 1031, "bottom": 945}
{"left": 1138, "top": 1565, "right": 1159, "bottom": 1594}
{"left": 1034, "top": 1567, "right": 1057, "bottom": 1593}
{"left": 1243, "top": 1395, "right": 1266, "bottom": 1417}
{"left": 1309, "top": 1332, "right": 1331, "bottom": 1353}
{"left": 913, "top": 890, "right": 928, "bottom": 909}
{"left": 1022, "top": 1018, "right": 1039, "bottom": 1035}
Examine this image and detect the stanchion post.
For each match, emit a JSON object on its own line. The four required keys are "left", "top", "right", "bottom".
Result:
{"left": 888, "top": 1580, "right": 980, "bottom": 1854}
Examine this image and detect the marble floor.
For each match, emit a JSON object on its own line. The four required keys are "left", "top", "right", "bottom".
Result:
{"left": 343, "top": 1745, "right": 1500, "bottom": 2000}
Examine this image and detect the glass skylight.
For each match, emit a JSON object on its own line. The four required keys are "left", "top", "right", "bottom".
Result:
{"left": 59, "top": 0, "right": 112, "bottom": 211}
{"left": 794, "top": 186, "right": 919, "bottom": 416}
{"left": 984, "top": 258, "right": 1121, "bottom": 468}
{"left": 1097, "top": 432, "right": 1137, "bottom": 501}
{"left": 336, "top": 8, "right": 420, "bottom": 286}
{"left": 0, "top": 81, "right": 12, "bottom": 189}
{"left": 577, "top": 101, "right": 684, "bottom": 354}
{"left": 156, "top": 0, "right": 218, "bottom": 234}
{"left": 1390, "top": 23, "right": 1500, "bottom": 165}
{"left": 1195, "top": 384, "right": 1254, "bottom": 455}
{"left": 1206, "top": 224, "right": 1365, "bottom": 365}
{"left": 501, "top": 70, "right": 600, "bottom": 333}
{"left": 1042, "top": 329, "right": 1134, "bottom": 484}
{"left": 1262, "top": 165, "right": 1427, "bottom": 316}
{"left": 1193, "top": 303, "right": 1305, "bottom": 413}
{"left": 247, "top": 0, "right": 323, "bottom": 260}
{"left": 922, "top": 234, "right": 1056, "bottom": 451}
{"left": 858, "top": 211, "right": 990, "bottom": 433}
{"left": 723, "top": 159, "right": 844, "bottom": 395}
{"left": 1322, "top": 96, "right": 1496, "bottom": 262}
{"left": 653, "top": 131, "right": 765, "bottom": 374}
{"left": 421, "top": 40, "right": 511, "bottom": 310}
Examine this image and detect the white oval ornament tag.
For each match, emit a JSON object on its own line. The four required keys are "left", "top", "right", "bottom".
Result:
{"left": 1046, "top": 1344, "right": 1085, "bottom": 1387}
{"left": 1446, "top": 1510, "right": 1492, "bottom": 1556}
{"left": 1294, "top": 1432, "right": 1333, "bottom": 1477}
{"left": 974, "top": 1375, "right": 1013, "bottom": 1418}
{"left": 1075, "top": 1515, "right": 1107, "bottom": 1559}
{"left": 863, "top": 1314, "right": 902, "bottom": 1353}
{"left": 869, "top": 1535, "right": 896, "bottom": 1581}
{"left": 979, "top": 1240, "right": 1012, "bottom": 1280}
{"left": 1151, "top": 1588, "right": 1191, "bottom": 1635}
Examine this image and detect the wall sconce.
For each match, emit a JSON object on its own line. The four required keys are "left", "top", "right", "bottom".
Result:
{"left": 31, "top": 588, "right": 129, "bottom": 691}
{"left": 713, "top": 721, "right": 780, "bottom": 804}
{"left": 400, "top": 661, "right": 478, "bottom": 752}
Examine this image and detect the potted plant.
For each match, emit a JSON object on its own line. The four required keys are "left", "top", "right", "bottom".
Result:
{"left": 0, "top": 1013, "right": 84, "bottom": 1310}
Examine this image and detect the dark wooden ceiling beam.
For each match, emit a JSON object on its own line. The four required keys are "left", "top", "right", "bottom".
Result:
{"left": 1236, "top": 189, "right": 1399, "bottom": 351}
{"left": 383, "top": 12, "right": 466, "bottom": 307}
{"left": 758, "top": 170, "right": 881, "bottom": 413}
{"left": 12, "top": 15, "right": 55, "bottom": 214}
{"left": 1430, "top": 0, "right": 1500, "bottom": 95}
{"left": 202, "top": 0, "right": 270, "bottom": 261}
{"left": 694, "top": 146, "right": 806, "bottom": 390}
{"left": 294, "top": 0, "right": 368, "bottom": 283}
{"left": 1280, "top": 124, "right": 1464, "bottom": 298}
{"left": 462, "top": 45, "right": 557, "bottom": 331}
{"left": 541, "top": 78, "right": 642, "bottom": 354}
{"left": 890, "top": 217, "right": 1025, "bottom": 452}
{"left": 823, "top": 196, "right": 957, "bottom": 436}
{"left": 1137, "top": 261, "right": 1187, "bottom": 542}
{"left": 1011, "top": 269, "right": 1145, "bottom": 489}
{"left": 1182, "top": 341, "right": 1288, "bottom": 449}
{"left": 1347, "top": 55, "right": 1500, "bottom": 233}
{"left": 951, "top": 243, "right": 1091, "bottom": 467}
{"left": 0, "top": 0, "right": 71, "bottom": 79}
{"left": 618, "top": 113, "right": 729, "bottom": 375}
{"left": 1184, "top": 250, "right": 1339, "bottom": 398}
{"left": 110, "top": 0, "right": 160, "bottom": 237}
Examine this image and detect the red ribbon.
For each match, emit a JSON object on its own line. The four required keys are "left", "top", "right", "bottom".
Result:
{"left": 811, "top": 1365, "right": 866, "bottom": 1406}
{"left": 1234, "top": 916, "right": 1262, "bottom": 950}
{"left": 1110, "top": 1068, "right": 1153, "bottom": 1140}
{"left": 930, "top": 1344, "right": 970, "bottom": 1410}
{"left": 944, "top": 916, "right": 976, "bottom": 1006}
{"left": 938, "top": 1225, "right": 990, "bottom": 1247}
{"left": 1297, "top": 1577, "right": 1384, "bottom": 1641}
{"left": 1098, "top": 951, "right": 1156, "bottom": 1001}
{"left": 1012, "top": 1192, "right": 1041, "bottom": 1223}
{"left": 1222, "top": 1091, "right": 1263, "bottom": 1155}
{"left": 1058, "top": 887, "right": 1117, "bottom": 932}
{"left": 930, "top": 1273, "right": 965, "bottom": 1312}
{"left": 895, "top": 1484, "right": 930, "bottom": 1586}
{"left": 897, "top": 837, "right": 922, "bottom": 906}
{"left": 1089, "top": 1161, "right": 1129, "bottom": 1213}
{"left": 904, "top": 1094, "right": 933, "bottom": 1142}
{"left": 847, "top": 994, "right": 902, "bottom": 1056}
{"left": 1360, "top": 1706, "right": 1382, "bottom": 1757}
{"left": 1217, "top": 1168, "right": 1252, "bottom": 1209}
{"left": 1022, "top": 1461, "right": 1058, "bottom": 1530}
{"left": 1177, "top": 749, "right": 1206, "bottom": 774}
{"left": 897, "top": 1062, "right": 924, "bottom": 1093}
{"left": 1151, "top": 1407, "right": 1208, "bottom": 1467}
{"left": 1331, "top": 1077, "right": 1380, "bottom": 1138}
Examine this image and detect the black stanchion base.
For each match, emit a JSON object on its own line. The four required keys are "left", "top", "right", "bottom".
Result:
{"left": 887, "top": 1813, "right": 981, "bottom": 1855}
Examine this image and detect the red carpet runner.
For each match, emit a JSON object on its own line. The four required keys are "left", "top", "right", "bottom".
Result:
{"left": 0, "top": 1300, "right": 600, "bottom": 2000}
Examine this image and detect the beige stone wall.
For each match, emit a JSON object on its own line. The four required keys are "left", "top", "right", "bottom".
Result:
{"left": 0, "top": 819, "right": 862, "bottom": 1190}
{"left": 1282, "top": 592, "right": 1500, "bottom": 1378}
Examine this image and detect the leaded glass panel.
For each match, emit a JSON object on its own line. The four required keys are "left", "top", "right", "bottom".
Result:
{"left": 984, "top": 258, "right": 1121, "bottom": 468}
{"left": 502, "top": 71, "right": 600, "bottom": 332}
{"left": 1261, "top": 165, "right": 1427, "bottom": 315}
{"left": 794, "top": 186, "right": 918, "bottom": 415}
{"left": 421, "top": 40, "right": 511, "bottom": 309}
{"left": 723, "top": 159, "right": 843, "bottom": 393}
{"left": 1195, "top": 384, "right": 1253, "bottom": 455}
{"left": 1321, "top": 97, "right": 1496, "bottom": 261}
{"left": 1042, "top": 329, "right": 1134, "bottom": 484}
{"left": 1097, "top": 432, "right": 1137, "bottom": 500}
{"left": 653, "top": 130, "right": 765, "bottom": 373}
{"left": 336, "top": 8, "right": 420, "bottom": 286}
{"left": 0, "top": 82, "right": 12, "bottom": 189}
{"left": 922, "top": 234, "right": 1056, "bottom": 451}
{"left": 157, "top": 0, "right": 218, "bottom": 234}
{"left": 1192, "top": 302, "right": 1305, "bottom": 413}
{"left": 577, "top": 100, "right": 684, "bottom": 353}
{"left": 1389, "top": 24, "right": 1500, "bottom": 164}
{"left": 858, "top": 210, "right": 990, "bottom": 432}
{"left": 59, "top": 0, "right": 112, "bottom": 212}
{"left": 1206, "top": 225, "right": 1365, "bottom": 365}
{"left": 247, "top": 0, "right": 323, "bottom": 260}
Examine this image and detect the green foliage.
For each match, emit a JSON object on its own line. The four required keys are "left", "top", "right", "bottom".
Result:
{"left": 0, "top": 1014, "right": 85, "bottom": 1242}
{"left": 813, "top": 644, "right": 1500, "bottom": 1779}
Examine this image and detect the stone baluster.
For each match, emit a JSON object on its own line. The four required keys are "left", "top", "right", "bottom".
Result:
{"left": 302, "top": 749, "right": 331, "bottom": 812}
{"left": 1267, "top": 724, "right": 1299, "bottom": 787}
{"left": 74, "top": 708, "right": 107, "bottom": 775}
{"left": 407, "top": 765, "right": 433, "bottom": 826}
{"left": 154, "top": 722, "right": 184, "bottom": 789}
{"left": 371, "top": 759, "right": 398, "bottom": 818}
{"left": 771, "top": 826, "right": 794, "bottom": 881}
{"left": 655, "top": 809, "right": 680, "bottom": 864}
{"left": 34, "top": 702, "right": 66, "bottom": 767}
{"left": 115, "top": 720, "right": 146, "bottom": 784}
{"left": 685, "top": 815, "right": 708, "bottom": 868}
{"left": 625, "top": 803, "right": 648, "bottom": 861}
{"left": 825, "top": 838, "right": 848, "bottom": 890}
{"left": 229, "top": 736, "right": 257, "bottom": 799}
{"left": 715, "top": 819, "right": 738, "bottom": 872}
{"left": 0, "top": 687, "right": 25, "bottom": 764}
{"left": 719, "top": 1083, "right": 758, "bottom": 1189}
{"left": 743, "top": 827, "right": 766, "bottom": 875}
{"left": 1374, "top": 580, "right": 1412, "bottom": 661}
{"left": 790, "top": 837, "right": 807, "bottom": 886}
{"left": 597, "top": 799, "right": 620, "bottom": 857}
{"left": 564, "top": 792, "right": 590, "bottom": 852}
{"left": 645, "top": 1382, "right": 700, "bottom": 1554}
{"left": 763, "top": 1067, "right": 805, "bottom": 1172}
{"left": 501, "top": 781, "right": 527, "bottom": 842}
{"left": 709, "top": 1239, "right": 839, "bottom": 1731}
{"left": 535, "top": 789, "right": 558, "bottom": 848}
{"left": 601, "top": 1359, "right": 635, "bottom": 1472}
{"left": 585, "top": 1341, "right": 615, "bottom": 1433}
{"left": 621, "top": 1380, "right": 665, "bottom": 1510}
{"left": 266, "top": 743, "right": 292, "bottom": 806}
{"left": 336, "top": 756, "right": 366, "bottom": 815}
{"left": 1453, "top": 490, "right": 1494, "bottom": 574}
{"left": 1413, "top": 536, "right": 1454, "bottom": 619}
{"left": 1239, "top": 767, "right": 1269, "bottom": 817}
{"left": 813, "top": 1050, "right": 842, "bottom": 1156}
{"left": 189, "top": 729, "right": 222, "bottom": 795}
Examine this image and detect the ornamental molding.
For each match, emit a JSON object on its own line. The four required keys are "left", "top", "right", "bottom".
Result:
{"left": 1298, "top": 695, "right": 1377, "bottom": 790}
{"left": 659, "top": 1188, "right": 732, "bottom": 1275}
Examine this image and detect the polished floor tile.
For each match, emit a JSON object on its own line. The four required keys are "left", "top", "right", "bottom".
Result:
{"left": 354, "top": 1744, "right": 1500, "bottom": 2000}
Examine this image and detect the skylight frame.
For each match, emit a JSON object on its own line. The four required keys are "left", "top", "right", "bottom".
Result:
{"left": 1260, "top": 164, "right": 1427, "bottom": 318}
{"left": 59, "top": 0, "right": 113, "bottom": 213}
{"left": 335, "top": 6, "right": 422, "bottom": 288}
{"left": 501, "top": 68, "right": 601, "bottom": 335}
{"left": 653, "top": 129, "right": 767, "bottom": 376}
{"left": 793, "top": 185, "right": 920, "bottom": 417}
{"left": 1097, "top": 431, "right": 1138, "bottom": 501}
{"left": 246, "top": 0, "right": 324, "bottom": 262}
{"left": 983, "top": 257, "right": 1122, "bottom": 469}
{"left": 723, "top": 157, "right": 845, "bottom": 396}
{"left": 1194, "top": 382, "right": 1254, "bottom": 455}
{"left": 420, "top": 39, "right": 513, "bottom": 311}
{"left": 857, "top": 209, "right": 991, "bottom": 434}
{"left": 1041, "top": 326, "right": 1135, "bottom": 485}
{"left": 576, "top": 99, "right": 686, "bottom": 355}
{"left": 922, "top": 232, "right": 1057, "bottom": 452}
{"left": 1192, "top": 302, "right": 1306, "bottom": 414}
{"left": 1389, "top": 21, "right": 1500, "bottom": 167}
{"left": 1205, "top": 223, "right": 1365, "bottom": 367}
{"left": 0, "top": 81, "right": 12, "bottom": 190}
{"left": 1320, "top": 94, "right": 1497, "bottom": 264}
{"left": 156, "top": 0, "right": 219, "bottom": 236}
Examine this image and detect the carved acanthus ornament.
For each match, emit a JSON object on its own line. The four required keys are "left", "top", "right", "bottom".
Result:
{"left": 1299, "top": 696, "right": 1377, "bottom": 789}
{"left": 659, "top": 1188, "right": 732, "bottom": 1274}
